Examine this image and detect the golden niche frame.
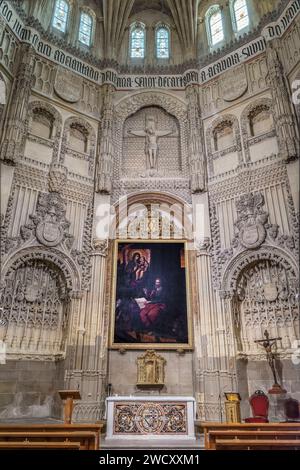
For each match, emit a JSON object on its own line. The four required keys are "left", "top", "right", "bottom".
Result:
{"left": 109, "top": 239, "right": 193, "bottom": 350}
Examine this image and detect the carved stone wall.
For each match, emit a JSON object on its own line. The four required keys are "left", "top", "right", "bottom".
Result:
{"left": 112, "top": 91, "right": 190, "bottom": 204}
{"left": 240, "top": 98, "right": 275, "bottom": 162}
{"left": 61, "top": 116, "right": 96, "bottom": 177}
{"left": 122, "top": 105, "right": 181, "bottom": 177}
{"left": 206, "top": 113, "right": 242, "bottom": 177}
{"left": 0, "top": 258, "right": 70, "bottom": 359}
{"left": 233, "top": 259, "right": 299, "bottom": 355}
{"left": 24, "top": 100, "right": 63, "bottom": 164}
{"left": 0, "top": 1, "right": 299, "bottom": 425}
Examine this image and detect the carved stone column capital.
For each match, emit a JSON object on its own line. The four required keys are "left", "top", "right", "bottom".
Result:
{"left": 196, "top": 237, "right": 211, "bottom": 256}
{"left": 92, "top": 238, "right": 109, "bottom": 257}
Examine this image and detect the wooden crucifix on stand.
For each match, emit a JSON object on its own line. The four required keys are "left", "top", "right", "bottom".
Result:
{"left": 254, "top": 330, "right": 286, "bottom": 394}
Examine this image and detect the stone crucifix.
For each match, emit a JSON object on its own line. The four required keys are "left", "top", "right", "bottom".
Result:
{"left": 128, "top": 114, "right": 174, "bottom": 169}
{"left": 254, "top": 330, "right": 286, "bottom": 394}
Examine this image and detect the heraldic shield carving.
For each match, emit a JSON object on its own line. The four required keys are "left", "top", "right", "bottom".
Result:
{"left": 233, "top": 192, "right": 268, "bottom": 249}
{"left": 20, "top": 192, "right": 74, "bottom": 249}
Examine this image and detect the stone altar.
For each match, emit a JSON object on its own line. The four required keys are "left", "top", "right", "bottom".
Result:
{"left": 106, "top": 396, "right": 196, "bottom": 441}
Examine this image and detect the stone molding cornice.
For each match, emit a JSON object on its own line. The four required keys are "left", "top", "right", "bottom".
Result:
{"left": 2, "top": 0, "right": 298, "bottom": 85}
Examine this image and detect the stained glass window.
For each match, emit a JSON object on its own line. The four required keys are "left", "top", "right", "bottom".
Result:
{"left": 233, "top": 0, "right": 249, "bottom": 31}
{"left": 130, "top": 25, "right": 145, "bottom": 58}
{"left": 79, "top": 12, "right": 93, "bottom": 46}
{"left": 52, "top": 0, "right": 69, "bottom": 33}
{"left": 210, "top": 9, "right": 224, "bottom": 45}
{"left": 156, "top": 27, "right": 169, "bottom": 59}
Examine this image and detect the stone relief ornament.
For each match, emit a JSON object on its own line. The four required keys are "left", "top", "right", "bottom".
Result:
{"left": 24, "top": 275, "right": 41, "bottom": 302}
{"left": 54, "top": 66, "right": 82, "bottom": 103}
{"left": 214, "top": 189, "right": 297, "bottom": 287}
{"left": 233, "top": 192, "right": 268, "bottom": 249}
{"left": 48, "top": 163, "right": 68, "bottom": 194}
{"left": 220, "top": 64, "right": 248, "bottom": 102}
{"left": 0, "top": 258, "right": 70, "bottom": 359}
{"left": 233, "top": 259, "right": 299, "bottom": 355}
{"left": 30, "top": 192, "right": 74, "bottom": 248}
{"left": 1, "top": 192, "right": 75, "bottom": 257}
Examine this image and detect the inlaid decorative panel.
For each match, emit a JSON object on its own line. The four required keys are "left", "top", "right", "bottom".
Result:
{"left": 113, "top": 401, "right": 187, "bottom": 435}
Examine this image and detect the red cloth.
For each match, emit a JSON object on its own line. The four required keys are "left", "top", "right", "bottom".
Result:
{"left": 140, "top": 303, "right": 165, "bottom": 327}
{"left": 244, "top": 417, "right": 269, "bottom": 423}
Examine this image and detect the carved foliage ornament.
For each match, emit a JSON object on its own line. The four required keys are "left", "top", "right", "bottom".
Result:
{"left": 48, "top": 163, "right": 68, "bottom": 193}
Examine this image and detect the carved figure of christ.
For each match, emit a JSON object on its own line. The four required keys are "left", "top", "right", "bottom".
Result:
{"left": 128, "top": 122, "right": 174, "bottom": 169}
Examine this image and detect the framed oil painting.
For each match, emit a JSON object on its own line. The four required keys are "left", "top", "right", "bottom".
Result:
{"left": 110, "top": 240, "right": 192, "bottom": 350}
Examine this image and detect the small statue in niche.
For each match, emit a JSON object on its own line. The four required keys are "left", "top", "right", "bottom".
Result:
{"left": 136, "top": 350, "right": 166, "bottom": 389}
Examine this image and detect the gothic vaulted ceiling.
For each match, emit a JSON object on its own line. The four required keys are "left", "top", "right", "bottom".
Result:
{"left": 95, "top": 0, "right": 200, "bottom": 59}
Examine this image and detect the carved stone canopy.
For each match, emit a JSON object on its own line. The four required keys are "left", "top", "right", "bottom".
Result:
{"left": 136, "top": 350, "right": 166, "bottom": 389}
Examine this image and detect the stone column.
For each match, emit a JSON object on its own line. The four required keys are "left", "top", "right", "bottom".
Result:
{"left": 222, "top": 4, "right": 234, "bottom": 43}
{"left": 65, "top": 240, "right": 109, "bottom": 422}
{"left": 146, "top": 26, "right": 154, "bottom": 67}
{"left": 0, "top": 15, "right": 6, "bottom": 43}
{"left": 64, "top": 188, "right": 111, "bottom": 422}
{"left": 95, "top": 85, "right": 115, "bottom": 194}
{"left": 0, "top": 17, "right": 13, "bottom": 222}
{"left": 266, "top": 41, "right": 299, "bottom": 162}
{"left": 28, "top": 0, "right": 55, "bottom": 30}
{"left": 194, "top": 239, "right": 237, "bottom": 421}
{"left": 68, "top": 1, "right": 80, "bottom": 46}
{"left": 93, "top": 17, "right": 104, "bottom": 60}
{"left": 0, "top": 43, "right": 35, "bottom": 164}
{"left": 197, "top": 17, "right": 209, "bottom": 58}
{"left": 246, "top": 0, "right": 261, "bottom": 28}
{"left": 0, "top": 163, "right": 15, "bottom": 222}
{"left": 186, "top": 85, "right": 206, "bottom": 193}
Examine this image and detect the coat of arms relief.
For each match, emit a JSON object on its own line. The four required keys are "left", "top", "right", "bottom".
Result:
{"left": 218, "top": 192, "right": 296, "bottom": 259}
{"left": 20, "top": 192, "right": 74, "bottom": 250}
{"left": 233, "top": 192, "right": 268, "bottom": 249}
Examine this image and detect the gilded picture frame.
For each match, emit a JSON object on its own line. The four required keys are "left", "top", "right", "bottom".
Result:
{"left": 109, "top": 240, "right": 193, "bottom": 350}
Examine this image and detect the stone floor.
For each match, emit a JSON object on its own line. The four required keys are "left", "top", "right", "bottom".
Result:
{"left": 102, "top": 435, "right": 204, "bottom": 450}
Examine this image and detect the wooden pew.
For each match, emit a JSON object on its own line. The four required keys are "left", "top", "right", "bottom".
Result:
{"left": 207, "top": 430, "right": 300, "bottom": 449}
{"left": 215, "top": 439, "right": 300, "bottom": 450}
{"left": 0, "top": 423, "right": 104, "bottom": 450}
{"left": 0, "top": 441, "right": 81, "bottom": 450}
{"left": 196, "top": 422, "right": 300, "bottom": 450}
{"left": 0, "top": 431, "right": 98, "bottom": 450}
